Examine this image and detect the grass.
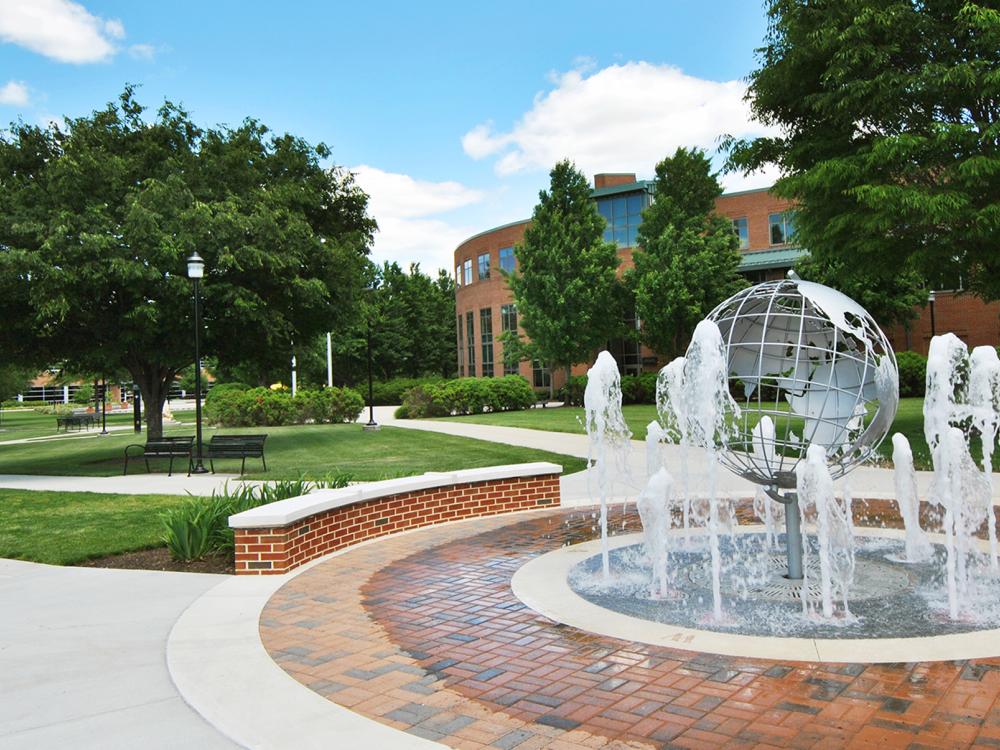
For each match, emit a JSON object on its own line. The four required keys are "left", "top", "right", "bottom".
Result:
{"left": 0, "top": 408, "right": 136, "bottom": 441}
{"left": 0, "top": 414, "right": 587, "bottom": 480}
{"left": 433, "top": 398, "right": 968, "bottom": 472}
{"left": 0, "top": 489, "right": 191, "bottom": 564}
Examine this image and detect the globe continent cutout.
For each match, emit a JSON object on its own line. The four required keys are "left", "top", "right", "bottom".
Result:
{"left": 706, "top": 279, "right": 899, "bottom": 489}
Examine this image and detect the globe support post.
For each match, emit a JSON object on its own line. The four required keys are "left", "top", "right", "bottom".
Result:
{"left": 766, "top": 487, "right": 804, "bottom": 580}
{"left": 784, "top": 497, "right": 804, "bottom": 580}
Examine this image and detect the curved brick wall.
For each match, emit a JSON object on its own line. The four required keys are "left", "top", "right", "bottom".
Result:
{"left": 228, "top": 463, "right": 562, "bottom": 574}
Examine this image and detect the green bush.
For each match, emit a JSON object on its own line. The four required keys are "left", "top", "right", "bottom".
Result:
{"left": 204, "top": 385, "right": 364, "bottom": 427}
{"left": 369, "top": 377, "right": 445, "bottom": 405}
{"left": 161, "top": 475, "right": 352, "bottom": 562}
{"left": 398, "top": 376, "right": 535, "bottom": 418}
{"left": 558, "top": 375, "right": 588, "bottom": 406}
{"left": 72, "top": 384, "right": 94, "bottom": 404}
{"left": 897, "top": 350, "right": 928, "bottom": 398}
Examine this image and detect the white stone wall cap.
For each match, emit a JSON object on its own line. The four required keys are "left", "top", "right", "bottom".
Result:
{"left": 229, "top": 462, "right": 562, "bottom": 529}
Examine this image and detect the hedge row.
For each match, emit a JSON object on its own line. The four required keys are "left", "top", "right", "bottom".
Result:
{"left": 204, "top": 385, "right": 364, "bottom": 427}
{"left": 368, "top": 377, "right": 445, "bottom": 405}
{"left": 558, "top": 373, "right": 660, "bottom": 406}
{"left": 397, "top": 376, "right": 536, "bottom": 418}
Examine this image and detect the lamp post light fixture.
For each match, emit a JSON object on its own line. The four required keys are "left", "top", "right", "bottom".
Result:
{"left": 187, "top": 252, "right": 209, "bottom": 474}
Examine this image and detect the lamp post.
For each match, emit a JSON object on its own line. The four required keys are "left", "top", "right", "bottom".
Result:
{"left": 187, "top": 252, "right": 209, "bottom": 474}
{"left": 364, "top": 314, "right": 379, "bottom": 431}
{"left": 928, "top": 290, "right": 937, "bottom": 340}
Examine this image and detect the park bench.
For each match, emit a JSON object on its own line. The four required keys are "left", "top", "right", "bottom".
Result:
{"left": 206, "top": 434, "right": 268, "bottom": 475}
{"left": 56, "top": 414, "right": 97, "bottom": 432}
{"left": 123, "top": 436, "right": 195, "bottom": 476}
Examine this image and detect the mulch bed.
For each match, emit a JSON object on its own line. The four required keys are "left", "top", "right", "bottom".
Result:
{"left": 74, "top": 547, "right": 234, "bottom": 575}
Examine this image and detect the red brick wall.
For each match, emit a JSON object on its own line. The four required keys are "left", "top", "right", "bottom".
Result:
{"left": 887, "top": 291, "right": 1000, "bottom": 355}
{"left": 233, "top": 473, "right": 561, "bottom": 575}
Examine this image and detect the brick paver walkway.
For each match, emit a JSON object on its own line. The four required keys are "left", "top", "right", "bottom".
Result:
{"left": 260, "top": 507, "right": 1000, "bottom": 749}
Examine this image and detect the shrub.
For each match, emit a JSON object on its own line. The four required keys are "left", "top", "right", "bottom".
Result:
{"left": 399, "top": 376, "right": 536, "bottom": 418}
{"left": 897, "top": 350, "right": 928, "bottom": 398}
{"left": 558, "top": 375, "right": 587, "bottom": 406}
{"left": 369, "top": 377, "right": 445, "bottom": 405}
{"left": 205, "top": 385, "right": 364, "bottom": 427}
{"left": 72, "top": 384, "right": 94, "bottom": 404}
{"left": 161, "top": 474, "right": 352, "bottom": 561}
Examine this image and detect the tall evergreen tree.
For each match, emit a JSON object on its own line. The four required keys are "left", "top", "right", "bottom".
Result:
{"left": 628, "top": 148, "right": 747, "bottom": 358}
{"left": 726, "top": 0, "right": 1000, "bottom": 301}
{"left": 508, "top": 161, "right": 622, "bottom": 383}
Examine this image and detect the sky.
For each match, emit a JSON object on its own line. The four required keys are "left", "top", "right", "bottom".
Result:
{"left": 0, "top": 0, "right": 779, "bottom": 274}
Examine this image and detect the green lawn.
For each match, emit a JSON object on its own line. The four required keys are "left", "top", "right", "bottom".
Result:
{"left": 0, "top": 489, "right": 191, "bottom": 564}
{"left": 0, "top": 417, "right": 586, "bottom": 480}
{"left": 0, "top": 408, "right": 136, "bottom": 442}
{"left": 432, "top": 398, "right": 957, "bottom": 471}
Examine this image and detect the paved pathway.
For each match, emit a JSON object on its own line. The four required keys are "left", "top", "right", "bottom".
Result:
{"left": 0, "top": 472, "right": 259, "bottom": 496}
{"left": 0, "top": 559, "right": 238, "bottom": 749}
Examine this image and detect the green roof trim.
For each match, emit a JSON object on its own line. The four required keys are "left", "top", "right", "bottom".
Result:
{"left": 738, "top": 246, "right": 807, "bottom": 271}
{"left": 590, "top": 180, "right": 655, "bottom": 199}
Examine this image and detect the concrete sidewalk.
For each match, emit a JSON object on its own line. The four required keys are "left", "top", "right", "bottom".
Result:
{"left": 0, "top": 559, "right": 238, "bottom": 749}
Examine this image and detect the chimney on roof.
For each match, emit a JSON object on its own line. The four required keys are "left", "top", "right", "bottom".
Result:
{"left": 593, "top": 173, "right": 637, "bottom": 189}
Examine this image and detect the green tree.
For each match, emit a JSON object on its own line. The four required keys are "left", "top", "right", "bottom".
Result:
{"left": 726, "top": 1, "right": 1000, "bottom": 301}
{"left": 508, "top": 160, "right": 622, "bottom": 385}
{"left": 792, "top": 253, "right": 928, "bottom": 329}
{"left": 628, "top": 148, "right": 747, "bottom": 358}
{"left": 323, "top": 261, "right": 456, "bottom": 385}
{"left": 0, "top": 88, "right": 374, "bottom": 437}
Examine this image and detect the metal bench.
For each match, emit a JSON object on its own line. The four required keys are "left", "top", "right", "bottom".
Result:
{"left": 123, "top": 436, "right": 195, "bottom": 476}
{"left": 206, "top": 434, "right": 268, "bottom": 475}
{"left": 56, "top": 414, "right": 97, "bottom": 432}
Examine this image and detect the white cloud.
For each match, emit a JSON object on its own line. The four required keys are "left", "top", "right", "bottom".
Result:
{"left": 0, "top": 0, "right": 124, "bottom": 63}
{"left": 0, "top": 80, "right": 29, "bottom": 106}
{"left": 463, "top": 61, "right": 779, "bottom": 184}
{"left": 129, "top": 43, "right": 155, "bottom": 61}
{"left": 351, "top": 165, "right": 484, "bottom": 272}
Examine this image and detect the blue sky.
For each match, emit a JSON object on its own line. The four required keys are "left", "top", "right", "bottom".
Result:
{"left": 0, "top": 0, "right": 778, "bottom": 273}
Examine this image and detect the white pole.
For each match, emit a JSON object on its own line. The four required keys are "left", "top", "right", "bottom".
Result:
{"left": 326, "top": 332, "right": 333, "bottom": 388}
{"left": 63, "top": 385, "right": 69, "bottom": 404}
{"left": 291, "top": 353, "right": 297, "bottom": 397}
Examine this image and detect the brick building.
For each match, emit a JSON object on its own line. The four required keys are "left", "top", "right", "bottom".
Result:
{"left": 454, "top": 172, "right": 995, "bottom": 389}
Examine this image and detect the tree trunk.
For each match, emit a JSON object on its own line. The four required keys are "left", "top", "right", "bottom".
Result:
{"left": 129, "top": 364, "right": 177, "bottom": 440}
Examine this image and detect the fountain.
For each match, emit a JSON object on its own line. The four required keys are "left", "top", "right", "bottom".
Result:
{"left": 557, "top": 277, "right": 1000, "bottom": 640}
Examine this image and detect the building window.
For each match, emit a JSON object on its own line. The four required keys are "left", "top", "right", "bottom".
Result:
{"left": 500, "top": 303, "right": 518, "bottom": 375}
{"left": 732, "top": 217, "right": 749, "bottom": 249}
{"left": 532, "top": 360, "right": 551, "bottom": 390}
{"left": 480, "top": 307, "right": 494, "bottom": 377}
{"left": 597, "top": 191, "right": 646, "bottom": 248}
{"left": 477, "top": 252, "right": 490, "bottom": 280}
{"left": 455, "top": 264, "right": 462, "bottom": 287}
{"left": 463, "top": 259, "right": 473, "bottom": 285}
{"left": 499, "top": 246, "right": 515, "bottom": 274}
{"left": 769, "top": 212, "right": 796, "bottom": 245}
{"left": 457, "top": 314, "right": 464, "bottom": 376}
{"left": 465, "top": 310, "right": 475, "bottom": 375}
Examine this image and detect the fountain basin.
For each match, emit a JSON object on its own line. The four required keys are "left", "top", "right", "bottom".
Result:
{"left": 512, "top": 524, "right": 1000, "bottom": 663}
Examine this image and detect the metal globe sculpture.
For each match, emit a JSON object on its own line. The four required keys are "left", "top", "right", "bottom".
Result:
{"left": 706, "top": 277, "right": 899, "bottom": 496}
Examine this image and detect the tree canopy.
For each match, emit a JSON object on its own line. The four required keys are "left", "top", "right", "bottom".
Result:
{"left": 0, "top": 88, "right": 375, "bottom": 436}
{"left": 628, "top": 148, "right": 747, "bottom": 358}
{"left": 508, "top": 161, "right": 622, "bottom": 380}
{"left": 726, "top": 0, "right": 1000, "bottom": 301}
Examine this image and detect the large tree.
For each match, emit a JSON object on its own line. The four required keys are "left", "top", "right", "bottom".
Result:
{"left": 508, "top": 160, "right": 622, "bottom": 383}
{"left": 628, "top": 148, "right": 746, "bottom": 358}
{"left": 0, "top": 88, "right": 375, "bottom": 437}
{"left": 726, "top": 1, "right": 1000, "bottom": 301}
